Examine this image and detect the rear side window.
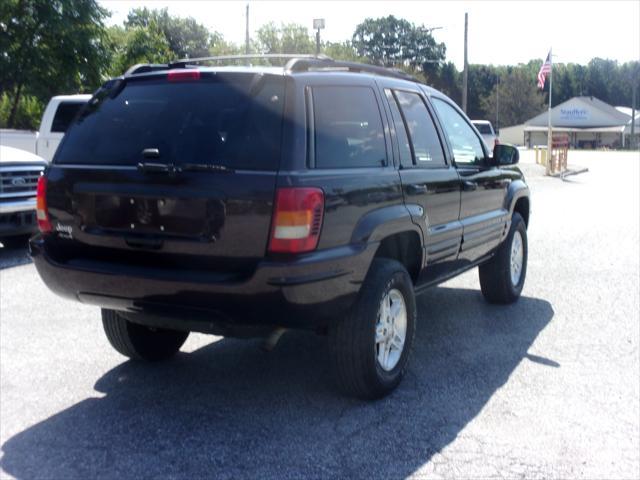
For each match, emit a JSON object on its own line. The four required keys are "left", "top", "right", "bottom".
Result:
{"left": 55, "top": 74, "right": 285, "bottom": 170}
{"left": 51, "top": 102, "right": 85, "bottom": 133}
{"left": 392, "top": 90, "right": 445, "bottom": 167}
{"left": 312, "top": 86, "right": 387, "bottom": 168}
{"left": 384, "top": 90, "right": 413, "bottom": 167}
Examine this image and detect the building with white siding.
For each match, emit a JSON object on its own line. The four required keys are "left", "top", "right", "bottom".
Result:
{"left": 517, "top": 96, "right": 638, "bottom": 149}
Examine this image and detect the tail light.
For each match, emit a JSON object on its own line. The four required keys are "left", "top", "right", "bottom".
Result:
{"left": 167, "top": 70, "right": 201, "bottom": 82}
{"left": 36, "top": 176, "right": 52, "bottom": 233}
{"left": 269, "top": 187, "right": 324, "bottom": 254}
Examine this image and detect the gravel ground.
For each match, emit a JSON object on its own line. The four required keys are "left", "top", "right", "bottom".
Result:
{"left": 1, "top": 150, "right": 638, "bottom": 479}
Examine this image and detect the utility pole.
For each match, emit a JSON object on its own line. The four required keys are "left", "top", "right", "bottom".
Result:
{"left": 496, "top": 74, "right": 500, "bottom": 131}
{"left": 245, "top": 4, "right": 250, "bottom": 55}
{"left": 546, "top": 48, "right": 553, "bottom": 175}
{"left": 632, "top": 81, "right": 636, "bottom": 149}
{"left": 462, "top": 12, "right": 468, "bottom": 113}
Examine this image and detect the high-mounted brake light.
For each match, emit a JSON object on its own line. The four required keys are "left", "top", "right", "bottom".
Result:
{"left": 269, "top": 188, "right": 324, "bottom": 254}
{"left": 167, "top": 70, "right": 201, "bottom": 82}
{"left": 36, "top": 176, "right": 52, "bottom": 233}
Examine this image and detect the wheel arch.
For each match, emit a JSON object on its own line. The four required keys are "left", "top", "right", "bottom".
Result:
{"left": 373, "top": 231, "right": 423, "bottom": 283}
{"left": 513, "top": 196, "right": 530, "bottom": 227}
{"left": 351, "top": 205, "right": 424, "bottom": 284}
{"left": 505, "top": 180, "right": 530, "bottom": 227}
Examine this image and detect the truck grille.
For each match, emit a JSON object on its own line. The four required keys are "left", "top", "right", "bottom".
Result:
{"left": 0, "top": 166, "right": 44, "bottom": 199}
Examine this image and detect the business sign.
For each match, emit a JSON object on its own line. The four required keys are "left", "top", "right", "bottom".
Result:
{"left": 559, "top": 107, "right": 589, "bottom": 121}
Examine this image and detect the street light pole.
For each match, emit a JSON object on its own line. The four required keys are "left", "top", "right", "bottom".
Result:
{"left": 245, "top": 4, "right": 250, "bottom": 55}
{"left": 462, "top": 12, "right": 468, "bottom": 113}
{"left": 313, "top": 19, "right": 325, "bottom": 55}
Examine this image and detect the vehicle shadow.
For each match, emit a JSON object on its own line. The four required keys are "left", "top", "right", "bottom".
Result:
{"left": 0, "top": 237, "right": 32, "bottom": 270}
{"left": 1, "top": 287, "right": 554, "bottom": 479}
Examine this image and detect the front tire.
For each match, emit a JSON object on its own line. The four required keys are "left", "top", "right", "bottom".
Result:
{"left": 102, "top": 309, "right": 189, "bottom": 361}
{"left": 329, "top": 259, "right": 417, "bottom": 400}
{"left": 479, "top": 212, "right": 528, "bottom": 304}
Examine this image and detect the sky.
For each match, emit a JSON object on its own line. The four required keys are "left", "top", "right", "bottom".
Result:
{"left": 100, "top": 1, "right": 640, "bottom": 69}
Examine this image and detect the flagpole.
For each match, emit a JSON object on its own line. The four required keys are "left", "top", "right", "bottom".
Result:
{"left": 546, "top": 48, "right": 553, "bottom": 175}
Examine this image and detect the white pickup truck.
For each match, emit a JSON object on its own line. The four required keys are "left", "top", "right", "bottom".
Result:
{"left": 0, "top": 145, "right": 47, "bottom": 239}
{"left": 0, "top": 95, "right": 89, "bottom": 240}
{"left": 0, "top": 94, "right": 91, "bottom": 162}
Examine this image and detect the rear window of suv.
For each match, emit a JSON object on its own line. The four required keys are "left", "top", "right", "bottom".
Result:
{"left": 54, "top": 74, "right": 285, "bottom": 170}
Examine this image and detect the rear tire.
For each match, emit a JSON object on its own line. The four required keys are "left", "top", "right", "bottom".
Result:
{"left": 329, "top": 259, "right": 416, "bottom": 400}
{"left": 479, "top": 212, "right": 528, "bottom": 304}
{"left": 102, "top": 309, "right": 189, "bottom": 361}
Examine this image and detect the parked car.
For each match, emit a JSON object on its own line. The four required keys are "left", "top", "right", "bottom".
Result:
{"left": 0, "top": 94, "right": 91, "bottom": 162}
{"left": 30, "top": 57, "right": 530, "bottom": 399}
{"left": 472, "top": 120, "right": 499, "bottom": 152}
{"left": 0, "top": 145, "right": 47, "bottom": 240}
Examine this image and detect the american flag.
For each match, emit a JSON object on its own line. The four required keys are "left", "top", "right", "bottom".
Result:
{"left": 537, "top": 51, "right": 552, "bottom": 89}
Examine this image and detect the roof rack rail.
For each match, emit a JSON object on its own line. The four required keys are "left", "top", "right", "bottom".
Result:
{"left": 124, "top": 54, "right": 419, "bottom": 84}
{"left": 284, "top": 58, "right": 418, "bottom": 82}
{"left": 124, "top": 63, "right": 173, "bottom": 77}
{"left": 168, "top": 53, "right": 332, "bottom": 69}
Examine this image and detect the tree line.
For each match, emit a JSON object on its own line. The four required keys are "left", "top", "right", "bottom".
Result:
{"left": 1, "top": 0, "right": 638, "bottom": 130}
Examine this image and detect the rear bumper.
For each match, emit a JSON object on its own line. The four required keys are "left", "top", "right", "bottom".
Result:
{"left": 29, "top": 236, "right": 377, "bottom": 330}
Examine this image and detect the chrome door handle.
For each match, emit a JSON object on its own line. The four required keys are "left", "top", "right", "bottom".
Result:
{"left": 462, "top": 180, "right": 477, "bottom": 192}
{"left": 407, "top": 184, "right": 428, "bottom": 195}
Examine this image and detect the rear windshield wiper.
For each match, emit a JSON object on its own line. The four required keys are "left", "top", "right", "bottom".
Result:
{"left": 137, "top": 161, "right": 235, "bottom": 174}
{"left": 181, "top": 163, "right": 235, "bottom": 173}
{"left": 137, "top": 162, "right": 180, "bottom": 174}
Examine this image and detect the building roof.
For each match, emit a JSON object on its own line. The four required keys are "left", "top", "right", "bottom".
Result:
{"left": 525, "top": 96, "right": 631, "bottom": 128}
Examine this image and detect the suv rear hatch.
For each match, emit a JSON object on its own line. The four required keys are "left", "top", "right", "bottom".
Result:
{"left": 44, "top": 70, "right": 286, "bottom": 279}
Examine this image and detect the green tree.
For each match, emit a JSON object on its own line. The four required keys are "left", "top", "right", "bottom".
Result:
{"left": 323, "top": 41, "right": 360, "bottom": 62}
{"left": 125, "top": 7, "right": 211, "bottom": 59}
{"left": 256, "top": 22, "right": 315, "bottom": 55}
{"left": 107, "top": 24, "right": 172, "bottom": 76}
{"left": 480, "top": 68, "right": 546, "bottom": 127}
{"left": 209, "top": 34, "right": 243, "bottom": 57}
{"left": 0, "top": 92, "right": 44, "bottom": 130}
{"left": 583, "top": 58, "right": 616, "bottom": 102}
{"left": 109, "top": 8, "right": 224, "bottom": 74}
{"left": 352, "top": 16, "right": 445, "bottom": 70}
{"left": 466, "top": 64, "right": 502, "bottom": 119}
{"left": 0, "top": 0, "right": 111, "bottom": 128}
{"left": 424, "top": 61, "right": 461, "bottom": 104}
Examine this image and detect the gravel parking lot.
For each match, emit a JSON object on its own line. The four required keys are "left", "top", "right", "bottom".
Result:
{"left": 1, "top": 151, "right": 638, "bottom": 479}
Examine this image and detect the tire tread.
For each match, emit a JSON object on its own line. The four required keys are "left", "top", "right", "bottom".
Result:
{"left": 101, "top": 309, "right": 188, "bottom": 361}
{"left": 479, "top": 213, "right": 527, "bottom": 304}
{"left": 329, "top": 259, "right": 416, "bottom": 399}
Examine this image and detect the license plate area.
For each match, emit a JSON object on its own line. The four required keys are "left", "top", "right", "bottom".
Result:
{"left": 86, "top": 194, "right": 221, "bottom": 239}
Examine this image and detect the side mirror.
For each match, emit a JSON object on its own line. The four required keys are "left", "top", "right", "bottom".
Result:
{"left": 492, "top": 143, "right": 519, "bottom": 166}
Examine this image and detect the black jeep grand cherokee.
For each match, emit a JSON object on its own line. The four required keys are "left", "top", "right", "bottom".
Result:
{"left": 30, "top": 56, "right": 530, "bottom": 399}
